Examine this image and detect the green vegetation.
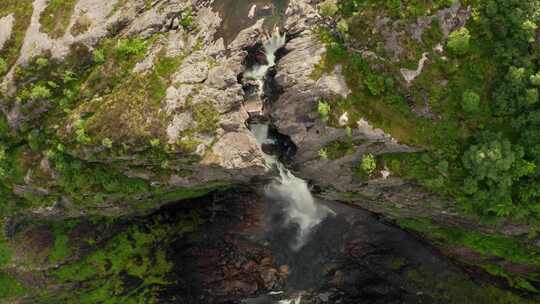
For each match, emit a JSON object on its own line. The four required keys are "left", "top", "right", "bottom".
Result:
{"left": 447, "top": 27, "right": 471, "bottom": 56}
{"left": 49, "top": 225, "right": 72, "bottom": 264}
{"left": 0, "top": 0, "right": 34, "bottom": 76}
{"left": 0, "top": 58, "right": 7, "bottom": 74}
{"left": 321, "top": 138, "right": 366, "bottom": 160}
{"left": 179, "top": 7, "right": 194, "bottom": 28}
{"left": 0, "top": 272, "right": 25, "bottom": 299}
{"left": 355, "top": 153, "right": 376, "bottom": 181}
{"left": 0, "top": 239, "right": 12, "bottom": 266}
{"left": 317, "top": 0, "right": 540, "bottom": 223}
{"left": 399, "top": 218, "right": 540, "bottom": 292}
{"left": 317, "top": 100, "right": 331, "bottom": 122}
{"left": 319, "top": 0, "right": 339, "bottom": 17}
{"left": 193, "top": 101, "right": 220, "bottom": 134}
{"left": 462, "top": 90, "right": 480, "bottom": 114}
{"left": 40, "top": 0, "right": 78, "bottom": 38}
{"left": 46, "top": 214, "right": 201, "bottom": 303}
{"left": 400, "top": 219, "right": 540, "bottom": 267}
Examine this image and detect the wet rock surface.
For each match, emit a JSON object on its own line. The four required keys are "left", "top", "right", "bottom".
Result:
{"left": 149, "top": 190, "right": 518, "bottom": 304}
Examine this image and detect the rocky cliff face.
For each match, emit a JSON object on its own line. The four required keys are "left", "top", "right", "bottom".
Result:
{"left": 0, "top": 0, "right": 539, "bottom": 302}
{"left": 0, "top": 0, "right": 274, "bottom": 219}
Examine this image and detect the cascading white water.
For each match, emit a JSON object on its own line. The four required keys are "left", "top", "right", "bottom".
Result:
{"left": 246, "top": 28, "right": 331, "bottom": 251}
{"left": 251, "top": 124, "right": 331, "bottom": 250}
{"left": 244, "top": 27, "right": 287, "bottom": 97}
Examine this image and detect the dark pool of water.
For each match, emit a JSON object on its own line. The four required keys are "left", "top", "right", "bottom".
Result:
{"left": 159, "top": 190, "right": 518, "bottom": 304}
{"left": 213, "top": 0, "right": 289, "bottom": 45}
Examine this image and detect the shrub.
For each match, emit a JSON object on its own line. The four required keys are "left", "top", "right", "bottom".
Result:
{"left": 180, "top": 8, "right": 194, "bottom": 28}
{"left": 30, "top": 85, "right": 52, "bottom": 100}
{"left": 526, "top": 89, "right": 539, "bottom": 105}
{"left": 150, "top": 138, "right": 160, "bottom": 147}
{"left": 35, "top": 57, "right": 49, "bottom": 68}
{"left": 530, "top": 72, "right": 540, "bottom": 86}
{"left": 319, "top": 0, "right": 339, "bottom": 17}
{"left": 318, "top": 100, "right": 331, "bottom": 122}
{"left": 318, "top": 148, "right": 328, "bottom": 160}
{"left": 102, "top": 138, "right": 113, "bottom": 149}
{"left": 360, "top": 154, "right": 377, "bottom": 176}
{"left": 447, "top": 27, "right": 470, "bottom": 55}
{"left": 0, "top": 58, "right": 7, "bottom": 74}
{"left": 92, "top": 49, "right": 105, "bottom": 64}
{"left": 115, "top": 38, "right": 147, "bottom": 59}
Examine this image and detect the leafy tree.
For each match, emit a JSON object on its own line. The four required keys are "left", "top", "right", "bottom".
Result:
{"left": 447, "top": 28, "right": 470, "bottom": 55}
{"left": 462, "top": 133, "right": 535, "bottom": 216}
{"left": 530, "top": 72, "right": 540, "bottom": 87}
{"left": 526, "top": 89, "right": 539, "bottom": 106}
{"left": 462, "top": 90, "right": 480, "bottom": 114}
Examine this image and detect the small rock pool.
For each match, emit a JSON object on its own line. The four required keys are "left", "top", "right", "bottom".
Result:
{"left": 213, "top": 0, "right": 289, "bottom": 45}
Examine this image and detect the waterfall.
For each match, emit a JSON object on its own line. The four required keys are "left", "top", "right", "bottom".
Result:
{"left": 245, "top": 28, "right": 330, "bottom": 250}
{"left": 244, "top": 27, "right": 287, "bottom": 97}
{"left": 246, "top": 28, "right": 330, "bottom": 251}
{"left": 251, "top": 124, "right": 331, "bottom": 250}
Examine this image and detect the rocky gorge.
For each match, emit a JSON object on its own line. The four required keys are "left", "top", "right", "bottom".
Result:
{"left": 0, "top": 0, "right": 539, "bottom": 303}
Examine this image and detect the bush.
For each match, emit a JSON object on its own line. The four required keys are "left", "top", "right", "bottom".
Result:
{"left": 361, "top": 154, "right": 376, "bottom": 175}
{"left": 526, "top": 88, "right": 539, "bottom": 105}
{"left": 30, "top": 85, "right": 52, "bottom": 100}
{"left": 318, "top": 148, "right": 328, "bottom": 160}
{"left": 318, "top": 100, "right": 331, "bottom": 122}
{"left": 356, "top": 153, "right": 376, "bottom": 181}
{"left": 115, "top": 38, "right": 147, "bottom": 59}
{"left": 92, "top": 49, "right": 105, "bottom": 64}
{"left": 102, "top": 138, "right": 113, "bottom": 149}
{"left": 0, "top": 58, "right": 7, "bottom": 74}
{"left": 319, "top": 0, "right": 339, "bottom": 17}
{"left": 462, "top": 90, "right": 480, "bottom": 114}
{"left": 35, "top": 57, "right": 49, "bottom": 68}
{"left": 447, "top": 27, "right": 470, "bottom": 55}
{"left": 180, "top": 8, "right": 194, "bottom": 28}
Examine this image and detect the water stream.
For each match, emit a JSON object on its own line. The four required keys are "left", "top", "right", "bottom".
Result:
{"left": 241, "top": 25, "right": 334, "bottom": 304}
{"left": 243, "top": 26, "right": 331, "bottom": 253}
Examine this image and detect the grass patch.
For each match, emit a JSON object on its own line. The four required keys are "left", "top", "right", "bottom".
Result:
{"left": 193, "top": 101, "right": 220, "bottom": 134}
{"left": 39, "top": 0, "right": 78, "bottom": 39}
{"left": 0, "top": 0, "right": 34, "bottom": 76}
{"left": 49, "top": 227, "right": 71, "bottom": 264}
{"left": 323, "top": 138, "right": 367, "bottom": 160}
{"left": 0, "top": 272, "right": 25, "bottom": 299}
{"left": 0, "top": 239, "right": 12, "bottom": 266}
